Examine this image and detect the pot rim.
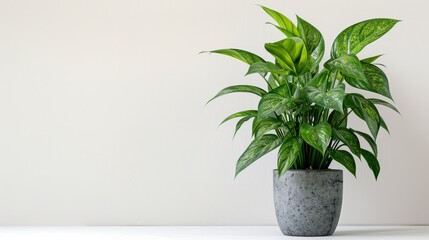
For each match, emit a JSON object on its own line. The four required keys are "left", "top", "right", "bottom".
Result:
{"left": 273, "top": 169, "right": 343, "bottom": 173}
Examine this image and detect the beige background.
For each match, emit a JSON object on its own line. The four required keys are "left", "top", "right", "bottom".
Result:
{"left": 0, "top": 0, "right": 427, "bottom": 225}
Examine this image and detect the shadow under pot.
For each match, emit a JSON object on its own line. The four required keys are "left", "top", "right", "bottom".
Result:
{"left": 273, "top": 169, "right": 343, "bottom": 236}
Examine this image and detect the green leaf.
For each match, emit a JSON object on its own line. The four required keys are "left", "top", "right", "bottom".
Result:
{"left": 344, "top": 94, "right": 380, "bottom": 139}
{"left": 267, "top": 74, "right": 280, "bottom": 90}
{"left": 272, "top": 83, "right": 292, "bottom": 97}
{"left": 258, "top": 93, "right": 293, "bottom": 117}
{"left": 306, "top": 69, "right": 329, "bottom": 89}
{"left": 254, "top": 117, "right": 285, "bottom": 138}
{"left": 234, "top": 116, "right": 254, "bottom": 138}
{"left": 361, "top": 148, "right": 380, "bottom": 180}
{"left": 328, "top": 109, "right": 348, "bottom": 128}
{"left": 235, "top": 134, "right": 283, "bottom": 177}
{"left": 369, "top": 98, "right": 399, "bottom": 114}
{"left": 277, "top": 137, "right": 301, "bottom": 175}
{"left": 207, "top": 85, "right": 267, "bottom": 104}
{"left": 260, "top": 6, "right": 300, "bottom": 37}
{"left": 332, "top": 128, "right": 361, "bottom": 157}
{"left": 265, "top": 37, "right": 308, "bottom": 75}
{"left": 328, "top": 148, "right": 356, "bottom": 176}
{"left": 246, "top": 62, "right": 289, "bottom": 76}
{"left": 297, "top": 16, "right": 325, "bottom": 72}
{"left": 203, "top": 49, "right": 265, "bottom": 65}
{"left": 380, "top": 116, "right": 390, "bottom": 133}
{"left": 361, "top": 54, "right": 383, "bottom": 64}
{"left": 331, "top": 18, "right": 400, "bottom": 58}
{"left": 266, "top": 23, "right": 296, "bottom": 38}
{"left": 327, "top": 54, "right": 366, "bottom": 81}
{"left": 345, "top": 63, "right": 393, "bottom": 99}
{"left": 353, "top": 130, "right": 378, "bottom": 157}
{"left": 305, "top": 83, "right": 345, "bottom": 113}
{"left": 300, "top": 123, "right": 332, "bottom": 154}
{"left": 220, "top": 110, "right": 258, "bottom": 125}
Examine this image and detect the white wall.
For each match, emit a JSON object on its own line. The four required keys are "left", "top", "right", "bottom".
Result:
{"left": 0, "top": 0, "right": 427, "bottom": 225}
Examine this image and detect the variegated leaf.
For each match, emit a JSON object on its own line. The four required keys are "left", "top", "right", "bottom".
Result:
{"left": 332, "top": 18, "right": 400, "bottom": 58}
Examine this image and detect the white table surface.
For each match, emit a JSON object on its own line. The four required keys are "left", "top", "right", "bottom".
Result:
{"left": 0, "top": 226, "right": 428, "bottom": 240}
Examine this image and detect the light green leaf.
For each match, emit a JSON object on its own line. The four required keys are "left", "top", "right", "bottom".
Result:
{"left": 260, "top": 6, "right": 300, "bottom": 37}
{"left": 305, "top": 83, "right": 345, "bottom": 113}
{"left": 220, "top": 110, "right": 258, "bottom": 125}
{"left": 300, "top": 123, "right": 332, "bottom": 154}
{"left": 277, "top": 137, "right": 301, "bottom": 175}
{"left": 328, "top": 148, "right": 356, "bottom": 176}
{"left": 332, "top": 128, "right": 361, "bottom": 157}
{"left": 361, "top": 148, "right": 380, "bottom": 180}
{"left": 332, "top": 18, "right": 400, "bottom": 58}
{"left": 235, "top": 134, "right": 283, "bottom": 177}
{"left": 369, "top": 98, "right": 399, "bottom": 114}
{"left": 327, "top": 54, "right": 366, "bottom": 81}
{"left": 344, "top": 94, "right": 380, "bottom": 139}
{"left": 266, "top": 23, "right": 296, "bottom": 38}
{"left": 207, "top": 85, "right": 267, "bottom": 104}
{"left": 246, "top": 62, "right": 289, "bottom": 76}
{"left": 297, "top": 16, "right": 325, "bottom": 71}
{"left": 265, "top": 37, "right": 308, "bottom": 75}
{"left": 203, "top": 49, "right": 265, "bottom": 65}
{"left": 345, "top": 63, "right": 393, "bottom": 99}
{"left": 353, "top": 130, "right": 378, "bottom": 157}
{"left": 361, "top": 54, "right": 383, "bottom": 64}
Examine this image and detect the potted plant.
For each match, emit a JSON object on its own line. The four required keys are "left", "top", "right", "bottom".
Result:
{"left": 204, "top": 5, "right": 399, "bottom": 237}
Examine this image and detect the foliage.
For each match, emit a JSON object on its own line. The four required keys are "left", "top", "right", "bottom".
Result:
{"left": 204, "top": 6, "right": 399, "bottom": 179}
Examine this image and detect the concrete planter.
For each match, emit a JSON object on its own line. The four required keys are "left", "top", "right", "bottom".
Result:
{"left": 273, "top": 169, "right": 343, "bottom": 236}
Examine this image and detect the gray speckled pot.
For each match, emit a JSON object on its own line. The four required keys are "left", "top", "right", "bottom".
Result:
{"left": 273, "top": 169, "right": 343, "bottom": 237}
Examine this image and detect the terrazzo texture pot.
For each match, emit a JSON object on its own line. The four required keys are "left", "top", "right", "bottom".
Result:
{"left": 273, "top": 169, "right": 343, "bottom": 236}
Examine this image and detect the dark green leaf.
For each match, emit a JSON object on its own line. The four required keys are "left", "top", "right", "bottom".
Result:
{"left": 220, "top": 110, "right": 258, "bottom": 125}
{"left": 305, "top": 83, "right": 345, "bottom": 113}
{"left": 277, "top": 137, "right": 301, "bottom": 175}
{"left": 361, "top": 148, "right": 380, "bottom": 180}
{"left": 331, "top": 18, "right": 400, "bottom": 58}
{"left": 246, "top": 62, "right": 289, "bottom": 76}
{"left": 235, "top": 134, "right": 283, "bottom": 177}
{"left": 203, "top": 49, "right": 265, "bottom": 65}
{"left": 327, "top": 54, "right": 366, "bottom": 81}
{"left": 369, "top": 98, "right": 399, "bottom": 114}
{"left": 344, "top": 94, "right": 380, "bottom": 139}
{"left": 353, "top": 130, "right": 378, "bottom": 157}
{"left": 332, "top": 128, "right": 361, "bottom": 157}
{"left": 234, "top": 116, "right": 254, "bottom": 138}
{"left": 328, "top": 148, "right": 356, "bottom": 176}
{"left": 260, "top": 6, "right": 300, "bottom": 37}
{"left": 380, "top": 116, "right": 389, "bottom": 133}
{"left": 207, "top": 85, "right": 267, "bottom": 104}
{"left": 265, "top": 37, "right": 308, "bottom": 75}
{"left": 297, "top": 16, "right": 325, "bottom": 72}
{"left": 328, "top": 109, "right": 348, "bottom": 128}
{"left": 300, "top": 123, "right": 332, "bottom": 154}
{"left": 345, "top": 63, "right": 393, "bottom": 99}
